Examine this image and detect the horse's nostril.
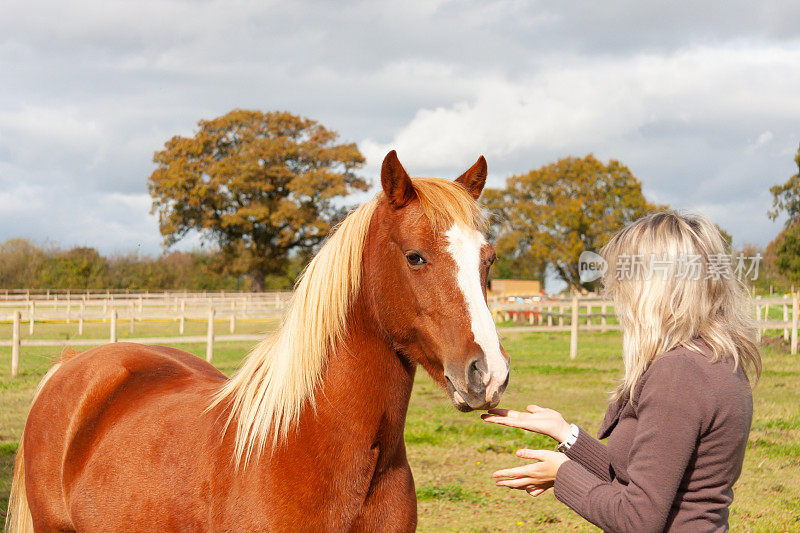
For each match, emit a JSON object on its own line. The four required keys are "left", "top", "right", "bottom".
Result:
{"left": 467, "top": 357, "right": 486, "bottom": 392}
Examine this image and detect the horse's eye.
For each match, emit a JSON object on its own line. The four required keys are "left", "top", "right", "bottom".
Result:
{"left": 405, "top": 252, "right": 427, "bottom": 266}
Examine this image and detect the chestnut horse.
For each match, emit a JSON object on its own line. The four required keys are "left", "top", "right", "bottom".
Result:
{"left": 6, "top": 151, "right": 509, "bottom": 532}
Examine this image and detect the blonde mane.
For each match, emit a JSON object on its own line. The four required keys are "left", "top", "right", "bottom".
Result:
{"left": 210, "top": 177, "right": 484, "bottom": 466}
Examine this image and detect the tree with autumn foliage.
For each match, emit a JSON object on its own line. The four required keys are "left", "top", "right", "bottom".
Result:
{"left": 484, "top": 154, "right": 657, "bottom": 290}
{"left": 767, "top": 143, "right": 800, "bottom": 283}
{"left": 148, "top": 110, "right": 368, "bottom": 290}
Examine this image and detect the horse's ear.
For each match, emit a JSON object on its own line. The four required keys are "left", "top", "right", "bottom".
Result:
{"left": 381, "top": 150, "right": 415, "bottom": 209}
{"left": 455, "top": 156, "right": 487, "bottom": 200}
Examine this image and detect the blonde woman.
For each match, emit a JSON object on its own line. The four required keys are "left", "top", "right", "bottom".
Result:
{"left": 483, "top": 212, "right": 761, "bottom": 532}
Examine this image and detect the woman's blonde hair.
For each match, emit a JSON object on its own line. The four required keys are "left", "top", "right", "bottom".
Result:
{"left": 601, "top": 211, "right": 761, "bottom": 400}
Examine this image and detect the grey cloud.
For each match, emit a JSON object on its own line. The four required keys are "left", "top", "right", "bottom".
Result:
{"left": 1, "top": 0, "right": 798, "bottom": 254}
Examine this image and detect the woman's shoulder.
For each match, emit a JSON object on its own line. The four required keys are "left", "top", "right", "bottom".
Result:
{"left": 635, "top": 346, "right": 713, "bottom": 398}
{"left": 650, "top": 340, "right": 740, "bottom": 375}
{"left": 635, "top": 341, "right": 750, "bottom": 408}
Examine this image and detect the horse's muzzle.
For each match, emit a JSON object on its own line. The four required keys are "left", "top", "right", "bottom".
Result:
{"left": 445, "top": 355, "right": 509, "bottom": 412}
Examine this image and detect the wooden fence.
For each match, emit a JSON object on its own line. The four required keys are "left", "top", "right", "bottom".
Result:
{"left": 1, "top": 291, "right": 291, "bottom": 378}
{"left": 490, "top": 293, "right": 800, "bottom": 360}
{"left": 3, "top": 291, "right": 798, "bottom": 379}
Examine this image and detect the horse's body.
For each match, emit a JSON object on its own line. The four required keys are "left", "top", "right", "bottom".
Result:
{"left": 7, "top": 152, "right": 509, "bottom": 532}
{"left": 25, "top": 321, "right": 414, "bottom": 531}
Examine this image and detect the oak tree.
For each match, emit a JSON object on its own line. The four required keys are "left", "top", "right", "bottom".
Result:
{"left": 148, "top": 110, "right": 368, "bottom": 290}
{"left": 765, "top": 225, "right": 800, "bottom": 285}
{"left": 767, "top": 143, "right": 800, "bottom": 282}
{"left": 484, "top": 154, "right": 656, "bottom": 290}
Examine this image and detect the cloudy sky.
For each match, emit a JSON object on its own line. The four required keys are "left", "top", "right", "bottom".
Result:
{"left": 2, "top": 0, "right": 799, "bottom": 255}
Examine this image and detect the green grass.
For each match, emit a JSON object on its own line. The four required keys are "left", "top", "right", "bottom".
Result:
{"left": 1, "top": 325, "right": 799, "bottom": 531}
{"left": 416, "top": 484, "right": 488, "bottom": 504}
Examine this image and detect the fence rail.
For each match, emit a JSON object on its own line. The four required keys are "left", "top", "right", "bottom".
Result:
{"left": 2, "top": 292, "right": 289, "bottom": 378}
{"left": 3, "top": 291, "right": 797, "bottom": 379}
{"left": 489, "top": 293, "right": 799, "bottom": 359}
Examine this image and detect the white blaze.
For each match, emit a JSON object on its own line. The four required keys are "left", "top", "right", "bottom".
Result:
{"left": 445, "top": 224, "right": 509, "bottom": 401}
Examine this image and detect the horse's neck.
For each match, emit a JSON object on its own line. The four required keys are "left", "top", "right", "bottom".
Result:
{"left": 312, "top": 293, "right": 416, "bottom": 450}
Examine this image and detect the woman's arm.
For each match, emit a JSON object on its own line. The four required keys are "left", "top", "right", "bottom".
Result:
{"left": 562, "top": 427, "right": 613, "bottom": 483}
{"left": 553, "top": 356, "right": 709, "bottom": 533}
{"left": 482, "top": 406, "right": 613, "bottom": 482}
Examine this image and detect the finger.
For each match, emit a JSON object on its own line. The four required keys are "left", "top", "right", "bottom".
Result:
{"left": 489, "top": 408, "right": 525, "bottom": 418}
{"left": 526, "top": 405, "right": 542, "bottom": 413}
{"left": 515, "top": 449, "right": 553, "bottom": 461}
{"left": 480, "top": 415, "right": 516, "bottom": 427}
{"left": 480, "top": 413, "right": 509, "bottom": 423}
{"left": 481, "top": 415, "right": 531, "bottom": 430}
{"left": 499, "top": 482, "right": 538, "bottom": 492}
{"left": 492, "top": 465, "right": 536, "bottom": 479}
{"left": 495, "top": 465, "right": 549, "bottom": 483}
{"left": 527, "top": 487, "right": 545, "bottom": 497}
{"left": 496, "top": 477, "right": 539, "bottom": 488}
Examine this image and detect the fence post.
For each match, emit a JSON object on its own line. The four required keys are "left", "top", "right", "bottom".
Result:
{"left": 559, "top": 304, "right": 565, "bottom": 327}
{"left": 570, "top": 296, "right": 578, "bottom": 360}
{"left": 66, "top": 299, "right": 71, "bottom": 324}
{"left": 179, "top": 299, "right": 186, "bottom": 335}
{"left": 29, "top": 301, "right": 35, "bottom": 335}
{"left": 792, "top": 292, "right": 798, "bottom": 356}
{"left": 79, "top": 301, "right": 85, "bottom": 335}
{"left": 755, "top": 296, "right": 761, "bottom": 343}
{"left": 585, "top": 302, "right": 591, "bottom": 326}
{"left": 129, "top": 301, "right": 135, "bottom": 334}
{"left": 784, "top": 301, "right": 789, "bottom": 342}
{"left": 601, "top": 303, "right": 607, "bottom": 332}
{"left": 138, "top": 295, "right": 143, "bottom": 313}
{"left": 547, "top": 305, "right": 553, "bottom": 327}
{"left": 206, "top": 307, "right": 215, "bottom": 363}
{"left": 230, "top": 312, "right": 236, "bottom": 333}
{"left": 110, "top": 309, "right": 117, "bottom": 343}
{"left": 12, "top": 311, "right": 20, "bottom": 378}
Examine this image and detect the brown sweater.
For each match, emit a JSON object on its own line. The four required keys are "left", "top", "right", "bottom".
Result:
{"left": 553, "top": 342, "right": 753, "bottom": 533}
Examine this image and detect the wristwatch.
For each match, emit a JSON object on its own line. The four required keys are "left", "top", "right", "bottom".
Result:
{"left": 556, "top": 424, "right": 580, "bottom": 452}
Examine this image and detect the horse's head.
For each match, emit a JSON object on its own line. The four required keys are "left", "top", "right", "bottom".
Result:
{"left": 365, "top": 151, "right": 510, "bottom": 411}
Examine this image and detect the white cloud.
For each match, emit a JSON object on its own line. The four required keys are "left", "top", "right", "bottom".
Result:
{"left": 360, "top": 44, "right": 800, "bottom": 246}
{"left": 753, "top": 131, "right": 774, "bottom": 150}
{"left": 363, "top": 45, "right": 800, "bottom": 169}
{"left": 0, "top": 107, "right": 104, "bottom": 164}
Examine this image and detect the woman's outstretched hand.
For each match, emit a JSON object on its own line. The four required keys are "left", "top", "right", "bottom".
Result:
{"left": 481, "top": 405, "right": 572, "bottom": 443}
{"left": 492, "top": 449, "right": 570, "bottom": 497}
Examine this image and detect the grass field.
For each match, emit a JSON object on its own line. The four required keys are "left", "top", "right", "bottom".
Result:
{"left": 1, "top": 323, "right": 799, "bottom": 531}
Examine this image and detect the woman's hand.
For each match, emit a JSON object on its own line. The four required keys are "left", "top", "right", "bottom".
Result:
{"left": 492, "top": 449, "right": 570, "bottom": 497}
{"left": 481, "top": 405, "right": 572, "bottom": 442}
